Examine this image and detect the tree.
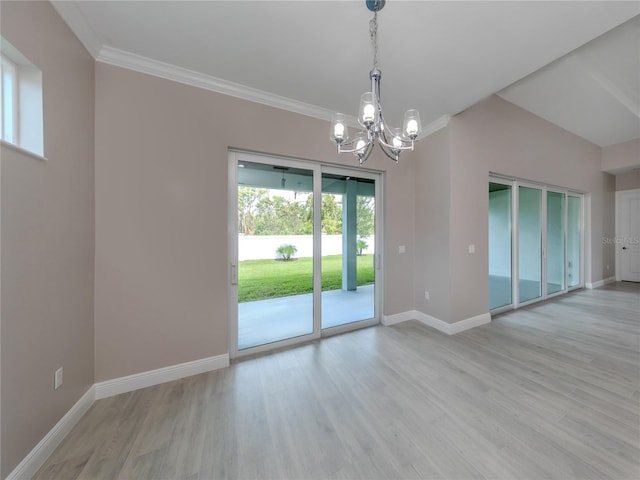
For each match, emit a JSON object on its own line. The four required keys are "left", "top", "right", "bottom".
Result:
{"left": 254, "top": 195, "right": 312, "bottom": 235}
{"left": 238, "top": 187, "right": 268, "bottom": 234}
{"left": 357, "top": 196, "right": 375, "bottom": 237}
{"left": 238, "top": 189, "right": 375, "bottom": 237}
{"left": 321, "top": 194, "right": 342, "bottom": 234}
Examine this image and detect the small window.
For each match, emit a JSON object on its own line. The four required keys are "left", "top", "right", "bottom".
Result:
{"left": 1, "top": 38, "right": 43, "bottom": 156}
{"left": 1, "top": 54, "right": 17, "bottom": 143}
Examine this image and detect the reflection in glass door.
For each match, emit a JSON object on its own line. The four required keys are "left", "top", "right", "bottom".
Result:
{"left": 236, "top": 160, "right": 315, "bottom": 350}
{"left": 546, "top": 191, "right": 566, "bottom": 295}
{"left": 489, "top": 182, "right": 512, "bottom": 310}
{"left": 518, "top": 186, "right": 543, "bottom": 303}
{"left": 321, "top": 172, "right": 376, "bottom": 329}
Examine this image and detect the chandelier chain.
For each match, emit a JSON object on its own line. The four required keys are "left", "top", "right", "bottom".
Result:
{"left": 369, "top": 11, "right": 378, "bottom": 71}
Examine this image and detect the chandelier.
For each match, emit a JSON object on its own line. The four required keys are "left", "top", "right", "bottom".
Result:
{"left": 330, "top": 0, "right": 422, "bottom": 165}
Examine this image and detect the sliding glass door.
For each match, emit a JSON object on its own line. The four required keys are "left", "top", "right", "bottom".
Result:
{"left": 321, "top": 171, "right": 377, "bottom": 329}
{"left": 489, "top": 182, "right": 513, "bottom": 310}
{"left": 229, "top": 151, "right": 381, "bottom": 357}
{"left": 518, "top": 185, "right": 543, "bottom": 304}
{"left": 489, "top": 177, "right": 583, "bottom": 312}
{"left": 567, "top": 195, "right": 582, "bottom": 288}
{"left": 546, "top": 190, "right": 566, "bottom": 296}
{"left": 235, "top": 160, "right": 315, "bottom": 350}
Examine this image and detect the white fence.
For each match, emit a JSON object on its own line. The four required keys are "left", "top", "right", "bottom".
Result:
{"left": 238, "top": 235, "right": 375, "bottom": 261}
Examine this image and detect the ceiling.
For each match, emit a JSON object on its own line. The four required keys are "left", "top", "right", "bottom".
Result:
{"left": 52, "top": 1, "right": 640, "bottom": 147}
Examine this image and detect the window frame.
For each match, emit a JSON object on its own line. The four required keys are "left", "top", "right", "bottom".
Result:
{"left": 1, "top": 37, "right": 44, "bottom": 158}
{"left": 1, "top": 53, "right": 19, "bottom": 145}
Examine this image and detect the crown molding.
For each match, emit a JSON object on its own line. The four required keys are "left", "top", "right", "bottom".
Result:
{"left": 97, "top": 46, "right": 348, "bottom": 124}
{"left": 51, "top": 0, "right": 102, "bottom": 58}
{"left": 52, "top": 0, "right": 448, "bottom": 134}
{"left": 419, "top": 114, "right": 452, "bottom": 139}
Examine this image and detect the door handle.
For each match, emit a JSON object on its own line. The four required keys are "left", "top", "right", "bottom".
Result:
{"left": 231, "top": 264, "right": 238, "bottom": 285}
{"left": 622, "top": 246, "right": 627, "bottom": 250}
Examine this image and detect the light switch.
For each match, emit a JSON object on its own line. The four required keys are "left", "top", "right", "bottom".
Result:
{"left": 399, "top": 245, "right": 406, "bottom": 254}
{"left": 468, "top": 244, "right": 475, "bottom": 254}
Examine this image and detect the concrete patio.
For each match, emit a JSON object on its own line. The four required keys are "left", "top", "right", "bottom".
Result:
{"left": 238, "top": 284, "right": 375, "bottom": 350}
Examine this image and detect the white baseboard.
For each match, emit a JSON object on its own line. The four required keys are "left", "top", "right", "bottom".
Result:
{"left": 382, "top": 310, "right": 418, "bottom": 326}
{"left": 586, "top": 276, "right": 616, "bottom": 289}
{"left": 95, "top": 353, "right": 230, "bottom": 400}
{"left": 449, "top": 312, "right": 492, "bottom": 334}
{"left": 413, "top": 311, "right": 453, "bottom": 334}
{"left": 384, "top": 310, "right": 491, "bottom": 335}
{"left": 6, "top": 386, "right": 96, "bottom": 480}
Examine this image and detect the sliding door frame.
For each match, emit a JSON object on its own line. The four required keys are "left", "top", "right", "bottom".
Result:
{"left": 490, "top": 174, "right": 585, "bottom": 314}
{"left": 515, "top": 180, "right": 545, "bottom": 308}
{"left": 320, "top": 165, "right": 383, "bottom": 338}
{"left": 544, "top": 187, "right": 567, "bottom": 301}
{"left": 228, "top": 150, "right": 383, "bottom": 359}
{"left": 567, "top": 192, "right": 585, "bottom": 291}
{"left": 488, "top": 177, "right": 516, "bottom": 314}
{"left": 228, "top": 151, "right": 321, "bottom": 359}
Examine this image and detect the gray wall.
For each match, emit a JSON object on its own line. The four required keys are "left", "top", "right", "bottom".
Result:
{"left": 413, "top": 127, "right": 451, "bottom": 321}
{"left": 94, "top": 63, "right": 418, "bottom": 381}
{"left": 412, "top": 96, "right": 616, "bottom": 324}
{"left": 1, "top": 1, "right": 95, "bottom": 476}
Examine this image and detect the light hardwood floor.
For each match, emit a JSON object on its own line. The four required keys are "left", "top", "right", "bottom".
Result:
{"left": 35, "top": 282, "right": 640, "bottom": 479}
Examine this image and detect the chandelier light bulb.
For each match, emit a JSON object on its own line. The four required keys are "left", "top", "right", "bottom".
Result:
{"left": 363, "top": 104, "right": 375, "bottom": 122}
{"left": 392, "top": 129, "right": 403, "bottom": 149}
{"left": 359, "top": 92, "right": 377, "bottom": 127}
{"left": 403, "top": 109, "right": 422, "bottom": 139}
{"left": 330, "top": 113, "right": 348, "bottom": 143}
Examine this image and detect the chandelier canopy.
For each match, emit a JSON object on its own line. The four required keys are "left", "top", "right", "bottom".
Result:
{"left": 330, "top": 0, "right": 422, "bottom": 165}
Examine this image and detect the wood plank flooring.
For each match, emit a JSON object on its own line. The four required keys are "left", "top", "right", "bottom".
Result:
{"left": 35, "top": 282, "right": 640, "bottom": 479}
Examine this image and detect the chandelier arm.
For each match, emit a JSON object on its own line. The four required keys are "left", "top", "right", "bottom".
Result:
{"left": 378, "top": 143, "right": 400, "bottom": 163}
{"left": 378, "top": 136, "right": 415, "bottom": 151}
{"left": 338, "top": 137, "right": 373, "bottom": 154}
{"left": 358, "top": 141, "right": 375, "bottom": 164}
{"left": 378, "top": 118, "right": 394, "bottom": 143}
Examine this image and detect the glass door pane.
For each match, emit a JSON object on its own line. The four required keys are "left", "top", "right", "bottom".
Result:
{"left": 567, "top": 195, "right": 581, "bottom": 288}
{"left": 237, "top": 160, "right": 314, "bottom": 350}
{"left": 518, "top": 186, "right": 542, "bottom": 303}
{"left": 489, "top": 182, "right": 512, "bottom": 310}
{"left": 546, "top": 191, "right": 566, "bottom": 295}
{"left": 321, "top": 173, "right": 375, "bottom": 329}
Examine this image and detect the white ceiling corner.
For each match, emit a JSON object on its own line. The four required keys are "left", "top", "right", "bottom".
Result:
{"left": 50, "top": 0, "right": 101, "bottom": 58}
{"left": 499, "top": 15, "right": 640, "bottom": 147}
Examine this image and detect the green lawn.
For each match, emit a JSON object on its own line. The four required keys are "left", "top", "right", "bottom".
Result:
{"left": 238, "top": 254, "right": 375, "bottom": 302}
